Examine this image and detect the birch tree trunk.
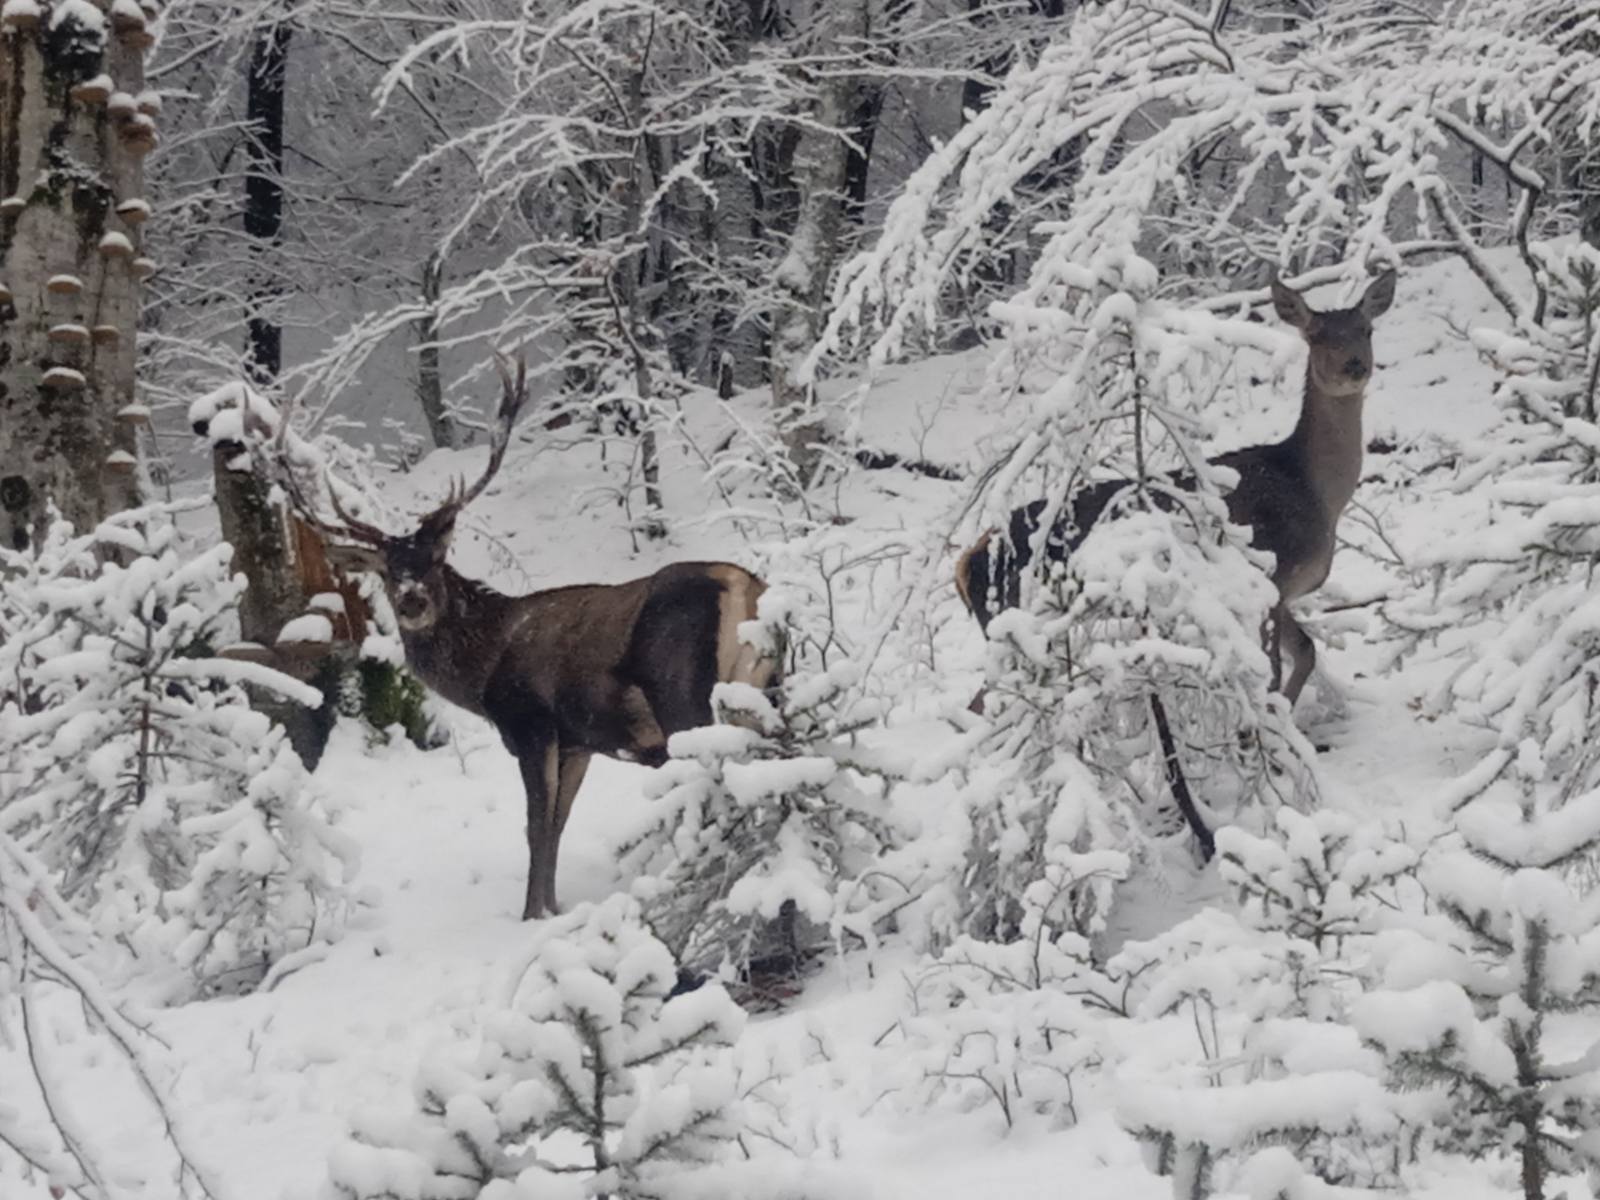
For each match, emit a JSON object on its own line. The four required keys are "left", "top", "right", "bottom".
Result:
{"left": 0, "top": 0, "right": 155, "bottom": 551}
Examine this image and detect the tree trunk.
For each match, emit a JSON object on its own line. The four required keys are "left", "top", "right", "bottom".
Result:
{"left": 771, "top": 77, "right": 851, "bottom": 489}
{"left": 843, "top": 0, "right": 913, "bottom": 228}
{"left": 413, "top": 250, "right": 459, "bottom": 449}
{"left": 960, "top": 0, "right": 1067, "bottom": 118}
{"left": 214, "top": 440, "right": 341, "bottom": 769}
{"left": 0, "top": 3, "right": 151, "bottom": 551}
{"left": 842, "top": 81, "right": 885, "bottom": 228}
{"left": 223, "top": 13, "right": 341, "bottom": 768}
{"left": 699, "top": 0, "right": 787, "bottom": 391}
{"left": 617, "top": 36, "right": 663, "bottom": 538}
{"left": 244, "top": 18, "right": 288, "bottom": 380}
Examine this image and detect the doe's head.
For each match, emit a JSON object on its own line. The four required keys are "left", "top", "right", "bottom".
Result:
{"left": 1270, "top": 270, "right": 1396, "bottom": 399}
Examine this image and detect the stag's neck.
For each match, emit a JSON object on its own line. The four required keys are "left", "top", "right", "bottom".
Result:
{"left": 1282, "top": 377, "right": 1366, "bottom": 523}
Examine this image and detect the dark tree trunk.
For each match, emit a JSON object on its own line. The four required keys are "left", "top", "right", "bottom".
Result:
{"left": 225, "top": 16, "right": 342, "bottom": 767}
{"left": 960, "top": 0, "right": 1067, "bottom": 118}
{"left": 0, "top": 3, "right": 152, "bottom": 551}
{"left": 244, "top": 20, "right": 288, "bottom": 381}
{"left": 843, "top": 83, "right": 886, "bottom": 227}
{"left": 843, "top": 0, "right": 912, "bottom": 227}
{"left": 954, "top": 0, "right": 1077, "bottom": 338}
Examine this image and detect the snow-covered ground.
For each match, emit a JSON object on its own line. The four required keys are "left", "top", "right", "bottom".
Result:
{"left": 63, "top": 256, "right": 1530, "bottom": 1199}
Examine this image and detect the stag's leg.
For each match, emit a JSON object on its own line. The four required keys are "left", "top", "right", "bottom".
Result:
{"left": 514, "top": 739, "right": 560, "bottom": 920}
{"left": 544, "top": 750, "right": 592, "bottom": 916}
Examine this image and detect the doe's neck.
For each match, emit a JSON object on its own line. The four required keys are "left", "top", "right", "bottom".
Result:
{"left": 1283, "top": 376, "right": 1367, "bottom": 522}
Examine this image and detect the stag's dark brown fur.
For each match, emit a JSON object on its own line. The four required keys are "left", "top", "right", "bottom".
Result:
{"left": 277, "top": 360, "right": 779, "bottom": 918}
{"left": 389, "top": 555, "right": 774, "bottom": 919}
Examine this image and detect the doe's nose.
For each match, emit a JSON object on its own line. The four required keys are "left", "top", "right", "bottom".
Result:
{"left": 1343, "top": 355, "right": 1369, "bottom": 379}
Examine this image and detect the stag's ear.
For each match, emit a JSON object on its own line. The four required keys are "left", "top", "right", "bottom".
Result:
{"left": 1270, "top": 277, "right": 1313, "bottom": 329}
{"left": 429, "top": 526, "right": 454, "bottom": 563}
{"left": 325, "top": 543, "right": 386, "bottom": 576}
{"left": 1360, "top": 270, "right": 1396, "bottom": 320}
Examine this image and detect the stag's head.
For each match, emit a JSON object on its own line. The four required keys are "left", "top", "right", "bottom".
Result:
{"left": 1270, "top": 270, "right": 1396, "bottom": 400}
{"left": 280, "top": 357, "right": 528, "bottom": 635}
{"left": 335, "top": 507, "right": 458, "bottom": 633}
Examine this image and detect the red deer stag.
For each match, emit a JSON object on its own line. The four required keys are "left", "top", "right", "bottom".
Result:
{"left": 954, "top": 270, "right": 1395, "bottom": 851}
{"left": 276, "top": 359, "right": 780, "bottom": 919}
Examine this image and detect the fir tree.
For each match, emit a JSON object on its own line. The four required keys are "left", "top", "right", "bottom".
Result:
{"left": 1115, "top": 811, "right": 1419, "bottom": 1194}
{"left": 618, "top": 599, "right": 891, "bottom": 990}
{"left": 327, "top": 895, "right": 817, "bottom": 1200}
{"left": 0, "top": 502, "right": 355, "bottom": 994}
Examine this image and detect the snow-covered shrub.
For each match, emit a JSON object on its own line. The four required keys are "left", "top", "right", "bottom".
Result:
{"left": 619, "top": 589, "right": 892, "bottom": 985}
{"left": 0, "top": 826, "right": 231, "bottom": 1198}
{"left": 1357, "top": 243, "right": 1600, "bottom": 1198}
{"left": 1113, "top": 811, "right": 1420, "bottom": 1194}
{"left": 1351, "top": 759, "right": 1600, "bottom": 1198}
{"left": 1215, "top": 809, "right": 1419, "bottom": 971}
{"left": 887, "top": 857, "right": 1123, "bottom": 1130}
{"left": 0, "top": 503, "right": 355, "bottom": 994}
{"left": 1391, "top": 242, "right": 1600, "bottom": 816}
{"left": 327, "top": 895, "right": 819, "bottom": 1200}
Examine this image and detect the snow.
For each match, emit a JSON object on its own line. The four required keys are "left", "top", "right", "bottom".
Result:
{"left": 277, "top": 613, "right": 334, "bottom": 646}
{"left": 6, "top": 201, "right": 1580, "bottom": 1199}
{"left": 50, "top": 0, "right": 104, "bottom": 34}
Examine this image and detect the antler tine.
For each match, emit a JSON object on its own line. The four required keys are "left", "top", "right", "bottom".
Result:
{"left": 325, "top": 475, "right": 390, "bottom": 546}
{"left": 441, "top": 353, "right": 529, "bottom": 517}
{"left": 237, "top": 369, "right": 379, "bottom": 546}
{"left": 267, "top": 443, "right": 386, "bottom": 547}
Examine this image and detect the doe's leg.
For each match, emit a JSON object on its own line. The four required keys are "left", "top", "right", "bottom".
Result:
{"left": 1276, "top": 606, "right": 1317, "bottom": 707}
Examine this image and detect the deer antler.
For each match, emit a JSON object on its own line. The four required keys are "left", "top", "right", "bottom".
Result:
{"left": 423, "top": 354, "right": 529, "bottom": 528}
{"left": 263, "top": 443, "right": 387, "bottom": 547}
{"left": 247, "top": 378, "right": 390, "bottom": 548}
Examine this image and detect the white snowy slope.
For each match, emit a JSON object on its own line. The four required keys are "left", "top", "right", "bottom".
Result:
{"left": 71, "top": 254, "right": 1525, "bottom": 1200}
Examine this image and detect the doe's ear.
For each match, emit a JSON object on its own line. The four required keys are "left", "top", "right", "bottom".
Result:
{"left": 325, "top": 543, "right": 386, "bottom": 576}
{"left": 1360, "top": 269, "right": 1396, "bottom": 320}
{"left": 1270, "top": 277, "right": 1313, "bottom": 329}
